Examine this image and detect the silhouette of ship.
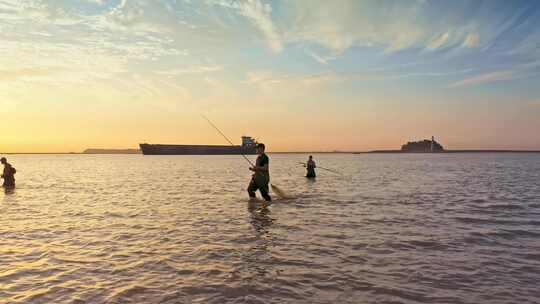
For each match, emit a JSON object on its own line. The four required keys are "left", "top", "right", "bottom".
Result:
{"left": 139, "top": 136, "right": 258, "bottom": 155}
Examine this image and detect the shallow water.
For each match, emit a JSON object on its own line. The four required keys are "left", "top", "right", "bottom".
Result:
{"left": 1, "top": 153, "right": 540, "bottom": 303}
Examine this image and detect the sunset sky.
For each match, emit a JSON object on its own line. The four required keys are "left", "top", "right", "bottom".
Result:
{"left": 1, "top": 0, "right": 540, "bottom": 152}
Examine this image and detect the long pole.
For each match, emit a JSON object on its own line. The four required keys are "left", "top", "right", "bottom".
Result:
{"left": 299, "top": 162, "right": 343, "bottom": 175}
{"left": 201, "top": 115, "right": 254, "bottom": 167}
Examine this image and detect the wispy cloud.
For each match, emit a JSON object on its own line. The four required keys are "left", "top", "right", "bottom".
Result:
{"left": 381, "top": 69, "right": 475, "bottom": 80}
{"left": 214, "top": 0, "right": 282, "bottom": 53}
{"left": 283, "top": 1, "right": 427, "bottom": 54}
{"left": 426, "top": 32, "right": 450, "bottom": 50}
{"left": 0, "top": 0, "right": 188, "bottom": 95}
{"left": 462, "top": 33, "right": 479, "bottom": 48}
{"left": 245, "top": 71, "right": 291, "bottom": 85}
{"left": 156, "top": 65, "right": 223, "bottom": 77}
{"left": 2, "top": 0, "right": 540, "bottom": 94}
{"left": 0, "top": 67, "right": 57, "bottom": 82}
{"left": 306, "top": 50, "right": 337, "bottom": 65}
{"left": 87, "top": 0, "right": 107, "bottom": 5}
{"left": 448, "top": 59, "right": 540, "bottom": 88}
{"left": 244, "top": 71, "right": 345, "bottom": 91}
{"left": 238, "top": 0, "right": 282, "bottom": 53}
{"left": 246, "top": 68, "right": 475, "bottom": 90}
{"left": 448, "top": 70, "right": 516, "bottom": 88}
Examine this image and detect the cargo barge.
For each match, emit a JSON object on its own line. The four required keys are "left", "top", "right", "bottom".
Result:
{"left": 139, "top": 136, "right": 258, "bottom": 155}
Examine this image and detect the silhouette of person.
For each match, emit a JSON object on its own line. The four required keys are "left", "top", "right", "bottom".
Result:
{"left": 1, "top": 157, "right": 15, "bottom": 188}
{"left": 305, "top": 155, "right": 316, "bottom": 178}
{"left": 247, "top": 143, "right": 271, "bottom": 202}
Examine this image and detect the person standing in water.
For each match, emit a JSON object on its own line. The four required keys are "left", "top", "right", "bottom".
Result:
{"left": 1, "top": 157, "right": 16, "bottom": 188}
{"left": 247, "top": 143, "right": 271, "bottom": 202}
{"left": 305, "top": 155, "right": 316, "bottom": 178}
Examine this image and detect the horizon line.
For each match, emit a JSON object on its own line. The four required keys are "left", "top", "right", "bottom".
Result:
{"left": 3, "top": 149, "right": 540, "bottom": 155}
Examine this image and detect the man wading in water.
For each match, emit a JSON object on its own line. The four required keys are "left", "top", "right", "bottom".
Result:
{"left": 305, "top": 155, "right": 316, "bottom": 178}
{"left": 1, "top": 157, "right": 16, "bottom": 188}
{"left": 248, "top": 143, "right": 271, "bottom": 202}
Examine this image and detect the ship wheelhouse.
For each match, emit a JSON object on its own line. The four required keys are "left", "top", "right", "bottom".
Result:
{"left": 241, "top": 136, "right": 257, "bottom": 147}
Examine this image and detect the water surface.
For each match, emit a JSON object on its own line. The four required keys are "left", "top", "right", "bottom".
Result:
{"left": 1, "top": 153, "right": 540, "bottom": 303}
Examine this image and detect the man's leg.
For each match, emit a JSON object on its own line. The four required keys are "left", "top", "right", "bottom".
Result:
{"left": 259, "top": 183, "right": 272, "bottom": 202}
{"left": 247, "top": 179, "right": 258, "bottom": 198}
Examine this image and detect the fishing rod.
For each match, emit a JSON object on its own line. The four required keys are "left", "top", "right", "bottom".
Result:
{"left": 201, "top": 115, "right": 289, "bottom": 198}
{"left": 201, "top": 115, "right": 255, "bottom": 167}
{"left": 298, "top": 162, "right": 343, "bottom": 175}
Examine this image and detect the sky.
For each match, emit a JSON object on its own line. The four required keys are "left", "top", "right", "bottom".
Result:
{"left": 1, "top": 0, "right": 540, "bottom": 152}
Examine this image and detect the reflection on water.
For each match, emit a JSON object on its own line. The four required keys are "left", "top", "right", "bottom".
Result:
{"left": 248, "top": 201, "right": 274, "bottom": 234}
{"left": 0, "top": 153, "right": 540, "bottom": 303}
{"left": 245, "top": 202, "right": 275, "bottom": 280}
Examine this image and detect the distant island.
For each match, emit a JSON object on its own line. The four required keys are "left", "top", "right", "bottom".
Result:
{"left": 83, "top": 149, "right": 141, "bottom": 154}
{"left": 401, "top": 136, "right": 444, "bottom": 152}
{"left": 355, "top": 137, "right": 540, "bottom": 154}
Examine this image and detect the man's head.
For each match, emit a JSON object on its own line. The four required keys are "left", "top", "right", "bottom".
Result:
{"left": 0, "top": 157, "right": 6, "bottom": 164}
{"left": 309, "top": 155, "right": 313, "bottom": 160}
{"left": 256, "top": 143, "right": 265, "bottom": 154}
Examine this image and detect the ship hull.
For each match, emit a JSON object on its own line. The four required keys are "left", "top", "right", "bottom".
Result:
{"left": 139, "top": 144, "right": 257, "bottom": 155}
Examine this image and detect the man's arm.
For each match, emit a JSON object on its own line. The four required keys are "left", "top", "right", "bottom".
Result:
{"left": 250, "top": 164, "right": 268, "bottom": 172}
{"left": 250, "top": 156, "right": 269, "bottom": 172}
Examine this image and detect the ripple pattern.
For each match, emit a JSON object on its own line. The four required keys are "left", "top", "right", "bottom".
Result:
{"left": 1, "top": 153, "right": 540, "bottom": 303}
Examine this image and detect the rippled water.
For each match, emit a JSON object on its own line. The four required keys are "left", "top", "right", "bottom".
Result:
{"left": 1, "top": 153, "right": 540, "bottom": 303}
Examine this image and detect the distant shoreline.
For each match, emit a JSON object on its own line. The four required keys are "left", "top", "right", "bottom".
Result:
{"left": 354, "top": 150, "right": 540, "bottom": 154}
{"left": 2, "top": 150, "right": 540, "bottom": 155}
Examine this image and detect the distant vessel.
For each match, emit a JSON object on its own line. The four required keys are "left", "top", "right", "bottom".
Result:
{"left": 401, "top": 136, "right": 444, "bottom": 152}
{"left": 139, "top": 136, "right": 258, "bottom": 155}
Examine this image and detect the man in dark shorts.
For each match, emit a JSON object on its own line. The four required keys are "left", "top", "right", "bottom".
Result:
{"left": 247, "top": 143, "right": 271, "bottom": 202}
